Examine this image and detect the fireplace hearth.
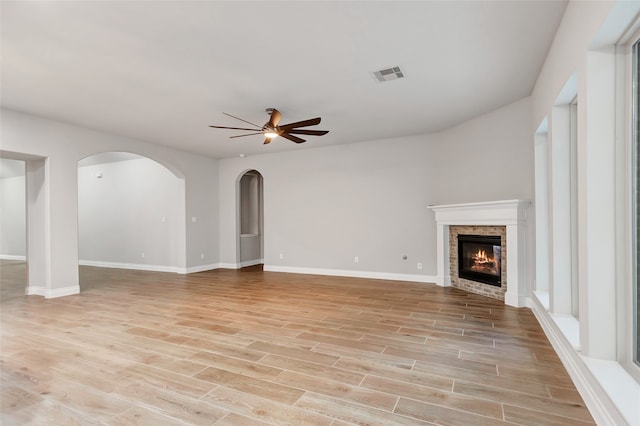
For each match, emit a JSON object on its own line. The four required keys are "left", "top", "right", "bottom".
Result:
{"left": 458, "top": 234, "right": 502, "bottom": 287}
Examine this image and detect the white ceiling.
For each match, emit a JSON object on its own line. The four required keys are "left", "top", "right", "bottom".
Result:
{"left": 1, "top": 1, "right": 567, "bottom": 159}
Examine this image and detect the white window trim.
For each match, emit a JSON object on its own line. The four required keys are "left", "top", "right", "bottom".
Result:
{"left": 618, "top": 21, "right": 640, "bottom": 382}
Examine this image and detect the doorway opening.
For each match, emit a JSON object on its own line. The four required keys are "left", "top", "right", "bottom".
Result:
{"left": 0, "top": 158, "right": 27, "bottom": 300}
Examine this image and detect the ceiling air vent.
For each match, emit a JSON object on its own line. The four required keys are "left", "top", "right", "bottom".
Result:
{"left": 372, "top": 66, "right": 405, "bottom": 83}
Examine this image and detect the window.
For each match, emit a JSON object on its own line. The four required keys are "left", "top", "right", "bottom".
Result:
{"left": 634, "top": 38, "right": 640, "bottom": 366}
{"left": 570, "top": 96, "right": 579, "bottom": 319}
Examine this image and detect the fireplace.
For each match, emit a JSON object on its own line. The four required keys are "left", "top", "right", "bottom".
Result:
{"left": 429, "top": 200, "right": 529, "bottom": 307}
{"left": 457, "top": 234, "right": 502, "bottom": 287}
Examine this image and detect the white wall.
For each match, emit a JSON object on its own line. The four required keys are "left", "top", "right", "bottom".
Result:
{"left": 433, "top": 98, "right": 533, "bottom": 204}
{"left": 0, "top": 173, "right": 26, "bottom": 258}
{"left": 218, "top": 98, "right": 533, "bottom": 280}
{"left": 78, "top": 157, "right": 182, "bottom": 270}
{"left": 219, "top": 135, "right": 438, "bottom": 278}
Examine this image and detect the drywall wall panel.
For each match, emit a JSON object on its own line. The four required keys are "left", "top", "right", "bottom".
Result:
{"left": 219, "top": 134, "right": 440, "bottom": 277}
{"left": 433, "top": 97, "right": 533, "bottom": 205}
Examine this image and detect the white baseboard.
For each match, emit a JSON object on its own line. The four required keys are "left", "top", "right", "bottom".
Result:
{"left": 263, "top": 265, "right": 436, "bottom": 284}
{"left": 185, "top": 260, "right": 263, "bottom": 272}
{"left": 80, "top": 260, "right": 227, "bottom": 275}
{"left": 184, "top": 263, "right": 220, "bottom": 274}
{"left": 79, "top": 260, "right": 184, "bottom": 274}
{"left": 0, "top": 254, "right": 26, "bottom": 261}
{"left": 529, "top": 294, "right": 629, "bottom": 425}
{"left": 26, "top": 285, "right": 79, "bottom": 299}
{"left": 239, "top": 259, "right": 264, "bottom": 268}
{"left": 217, "top": 260, "right": 264, "bottom": 269}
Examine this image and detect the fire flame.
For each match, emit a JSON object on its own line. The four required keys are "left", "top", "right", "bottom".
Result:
{"left": 470, "top": 248, "right": 498, "bottom": 274}
{"left": 473, "top": 249, "right": 489, "bottom": 263}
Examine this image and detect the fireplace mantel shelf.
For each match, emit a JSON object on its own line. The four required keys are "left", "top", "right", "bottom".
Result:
{"left": 428, "top": 200, "right": 530, "bottom": 226}
{"left": 428, "top": 199, "right": 530, "bottom": 308}
{"left": 428, "top": 199, "right": 527, "bottom": 209}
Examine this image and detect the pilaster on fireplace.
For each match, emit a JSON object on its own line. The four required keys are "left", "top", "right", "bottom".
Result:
{"left": 428, "top": 200, "right": 530, "bottom": 308}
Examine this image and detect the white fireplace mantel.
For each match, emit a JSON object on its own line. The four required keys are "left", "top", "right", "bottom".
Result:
{"left": 428, "top": 199, "right": 530, "bottom": 308}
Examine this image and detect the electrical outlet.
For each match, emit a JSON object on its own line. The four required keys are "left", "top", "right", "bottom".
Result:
{"left": 200, "top": 253, "right": 204, "bottom": 259}
{"left": 141, "top": 252, "right": 145, "bottom": 258}
{"left": 279, "top": 253, "right": 284, "bottom": 260}
{"left": 417, "top": 262, "right": 423, "bottom": 270}
{"left": 161, "top": 216, "right": 166, "bottom": 223}
{"left": 354, "top": 256, "right": 359, "bottom": 264}
{"left": 191, "top": 217, "right": 197, "bottom": 223}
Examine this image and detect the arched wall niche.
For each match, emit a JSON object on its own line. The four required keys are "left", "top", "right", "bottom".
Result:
{"left": 236, "top": 169, "right": 264, "bottom": 267}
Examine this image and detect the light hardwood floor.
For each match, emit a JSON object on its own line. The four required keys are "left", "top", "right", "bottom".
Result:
{"left": 1, "top": 261, "right": 594, "bottom": 425}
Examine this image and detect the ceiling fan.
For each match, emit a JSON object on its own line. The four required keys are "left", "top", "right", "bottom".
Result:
{"left": 209, "top": 108, "right": 329, "bottom": 144}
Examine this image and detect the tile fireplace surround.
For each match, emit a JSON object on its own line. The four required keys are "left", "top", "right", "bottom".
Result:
{"left": 428, "top": 200, "right": 530, "bottom": 308}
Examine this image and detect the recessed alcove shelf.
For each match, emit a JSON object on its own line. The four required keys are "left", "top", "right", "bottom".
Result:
{"left": 428, "top": 200, "right": 530, "bottom": 307}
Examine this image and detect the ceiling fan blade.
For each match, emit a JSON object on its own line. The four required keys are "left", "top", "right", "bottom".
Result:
{"left": 279, "top": 117, "right": 321, "bottom": 129}
{"left": 284, "top": 129, "right": 329, "bottom": 136}
{"left": 268, "top": 109, "right": 282, "bottom": 128}
{"left": 222, "top": 112, "right": 262, "bottom": 128}
{"left": 230, "top": 132, "right": 264, "bottom": 138}
{"left": 263, "top": 138, "right": 272, "bottom": 145}
{"left": 279, "top": 132, "right": 306, "bottom": 144}
{"left": 209, "top": 125, "right": 262, "bottom": 131}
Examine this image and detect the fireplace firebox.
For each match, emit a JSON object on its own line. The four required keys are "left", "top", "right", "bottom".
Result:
{"left": 457, "top": 234, "right": 502, "bottom": 287}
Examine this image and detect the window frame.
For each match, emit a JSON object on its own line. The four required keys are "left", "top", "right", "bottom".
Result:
{"left": 633, "top": 37, "right": 640, "bottom": 369}
{"left": 624, "top": 24, "right": 640, "bottom": 380}
{"left": 570, "top": 96, "right": 579, "bottom": 319}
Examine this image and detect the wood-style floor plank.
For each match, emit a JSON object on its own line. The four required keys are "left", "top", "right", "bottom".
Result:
{"left": 0, "top": 261, "right": 594, "bottom": 425}
{"left": 113, "top": 382, "right": 228, "bottom": 425}
{"left": 394, "top": 396, "right": 511, "bottom": 426}
{"left": 201, "top": 385, "right": 333, "bottom": 425}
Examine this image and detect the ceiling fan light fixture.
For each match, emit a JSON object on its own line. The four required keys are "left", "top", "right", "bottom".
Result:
{"left": 210, "top": 108, "right": 328, "bottom": 145}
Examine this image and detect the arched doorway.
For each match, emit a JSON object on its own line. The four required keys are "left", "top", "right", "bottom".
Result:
{"left": 77, "top": 152, "right": 186, "bottom": 283}
{"left": 238, "top": 170, "right": 263, "bottom": 267}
